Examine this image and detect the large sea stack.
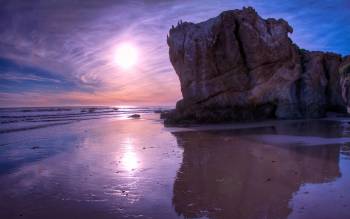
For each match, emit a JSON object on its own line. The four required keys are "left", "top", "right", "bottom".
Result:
{"left": 163, "top": 7, "right": 350, "bottom": 124}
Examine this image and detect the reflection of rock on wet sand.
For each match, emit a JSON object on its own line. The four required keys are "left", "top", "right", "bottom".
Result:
{"left": 172, "top": 128, "right": 340, "bottom": 219}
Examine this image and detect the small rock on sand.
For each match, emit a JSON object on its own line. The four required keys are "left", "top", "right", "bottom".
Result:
{"left": 129, "top": 114, "right": 141, "bottom": 119}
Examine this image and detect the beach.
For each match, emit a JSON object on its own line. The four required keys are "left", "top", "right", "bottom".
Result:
{"left": 0, "top": 107, "right": 350, "bottom": 219}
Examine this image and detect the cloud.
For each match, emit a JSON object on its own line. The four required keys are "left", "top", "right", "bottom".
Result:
{"left": 0, "top": 71, "right": 61, "bottom": 83}
{"left": 0, "top": 89, "right": 179, "bottom": 107}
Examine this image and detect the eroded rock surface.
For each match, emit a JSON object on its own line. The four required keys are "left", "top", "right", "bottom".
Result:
{"left": 164, "top": 7, "right": 348, "bottom": 124}
{"left": 340, "top": 56, "right": 350, "bottom": 112}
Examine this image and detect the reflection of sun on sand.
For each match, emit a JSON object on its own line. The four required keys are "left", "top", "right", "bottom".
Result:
{"left": 121, "top": 138, "right": 139, "bottom": 172}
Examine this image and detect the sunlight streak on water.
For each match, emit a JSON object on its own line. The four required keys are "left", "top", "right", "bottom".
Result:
{"left": 121, "top": 138, "right": 139, "bottom": 172}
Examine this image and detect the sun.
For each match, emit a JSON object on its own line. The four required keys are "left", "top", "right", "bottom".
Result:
{"left": 114, "top": 42, "right": 138, "bottom": 70}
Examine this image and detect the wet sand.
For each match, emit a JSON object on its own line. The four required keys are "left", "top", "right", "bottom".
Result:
{"left": 0, "top": 114, "right": 350, "bottom": 219}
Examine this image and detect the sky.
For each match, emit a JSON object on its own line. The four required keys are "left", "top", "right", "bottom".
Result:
{"left": 0, "top": 0, "right": 349, "bottom": 107}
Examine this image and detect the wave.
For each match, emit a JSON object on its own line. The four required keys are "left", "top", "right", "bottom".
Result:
{"left": 0, "top": 106, "right": 170, "bottom": 133}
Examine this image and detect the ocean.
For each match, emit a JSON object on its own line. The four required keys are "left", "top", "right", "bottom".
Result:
{"left": 0, "top": 106, "right": 170, "bottom": 133}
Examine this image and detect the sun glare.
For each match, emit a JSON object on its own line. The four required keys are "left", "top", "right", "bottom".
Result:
{"left": 114, "top": 42, "right": 138, "bottom": 70}
{"left": 120, "top": 138, "right": 140, "bottom": 172}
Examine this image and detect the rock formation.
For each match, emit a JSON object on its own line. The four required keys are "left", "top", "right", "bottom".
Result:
{"left": 164, "top": 7, "right": 349, "bottom": 124}
{"left": 340, "top": 56, "right": 350, "bottom": 112}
